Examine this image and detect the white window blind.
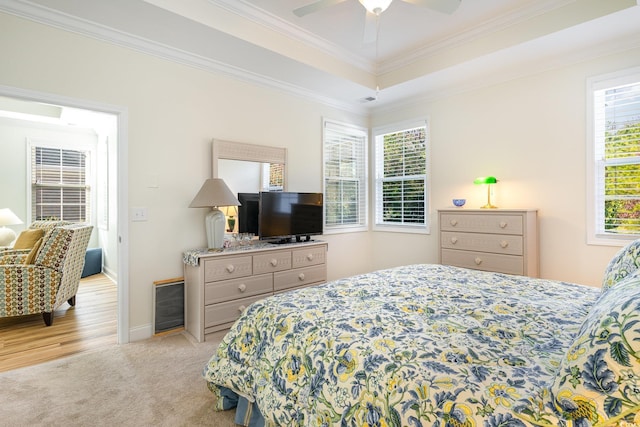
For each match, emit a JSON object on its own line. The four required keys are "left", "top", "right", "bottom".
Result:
{"left": 32, "top": 146, "right": 90, "bottom": 222}
{"left": 323, "top": 120, "right": 367, "bottom": 232}
{"left": 591, "top": 71, "right": 640, "bottom": 241}
{"left": 374, "top": 121, "right": 428, "bottom": 232}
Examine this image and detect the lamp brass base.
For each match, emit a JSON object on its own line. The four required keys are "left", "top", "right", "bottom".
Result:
{"left": 481, "top": 186, "right": 497, "bottom": 209}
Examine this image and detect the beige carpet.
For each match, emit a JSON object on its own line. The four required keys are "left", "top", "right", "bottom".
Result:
{"left": 0, "top": 333, "right": 238, "bottom": 426}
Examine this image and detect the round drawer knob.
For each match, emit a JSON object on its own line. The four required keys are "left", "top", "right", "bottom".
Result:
{"left": 238, "top": 305, "right": 246, "bottom": 313}
{"left": 499, "top": 221, "right": 507, "bottom": 229}
{"left": 226, "top": 264, "right": 235, "bottom": 273}
{"left": 306, "top": 254, "right": 313, "bottom": 261}
{"left": 450, "top": 237, "right": 458, "bottom": 244}
{"left": 450, "top": 219, "right": 458, "bottom": 226}
{"left": 298, "top": 273, "right": 305, "bottom": 281}
{"left": 238, "top": 283, "right": 246, "bottom": 292}
{"left": 474, "top": 257, "right": 482, "bottom": 265}
{"left": 500, "top": 240, "right": 508, "bottom": 248}
{"left": 270, "top": 259, "right": 278, "bottom": 267}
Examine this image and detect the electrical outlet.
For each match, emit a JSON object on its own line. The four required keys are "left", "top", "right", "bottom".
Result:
{"left": 132, "top": 207, "right": 148, "bottom": 222}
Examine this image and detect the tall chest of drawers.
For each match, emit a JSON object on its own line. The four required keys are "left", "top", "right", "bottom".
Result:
{"left": 183, "top": 241, "right": 327, "bottom": 342}
{"left": 438, "top": 209, "right": 538, "bottom": 277}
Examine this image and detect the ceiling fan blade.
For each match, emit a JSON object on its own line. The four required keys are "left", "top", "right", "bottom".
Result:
{"left": 362, "top": 10, "right": 378, "bottom": 44}
{"left": 401, "top": 0, "right": 461, "bottom": 14}
{"left": 293, "top": 0, "right": 349, "bottom": 17}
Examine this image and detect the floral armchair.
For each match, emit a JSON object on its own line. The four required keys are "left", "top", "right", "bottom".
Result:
{"left": 0, "top": 223, "right": 92, "bottom": 326}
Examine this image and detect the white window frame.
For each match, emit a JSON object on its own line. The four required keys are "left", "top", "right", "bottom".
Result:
{"left": 27, "top": 138, "right": 97, "bottom": 225}
{"left": 373, "top": 118, "right": 430, "bottom": 234}
{"left": 322, "top": 119, "right": 368, "bottom": 234}
{"left": 587, "top": 66, "right": 640, "bottom": 246}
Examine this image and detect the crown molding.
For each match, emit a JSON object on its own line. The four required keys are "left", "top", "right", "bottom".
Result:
{"left": 378, "top": 0, "right": 576, "bottom": 74}
{"left": 372, "top": 24, "right": 640, "bottom": 115}
{"left": 209, "top": 0, "right": 376, "bottom": 74}
{"left": 0, "top": 0, "right": 368, "bottom": 115}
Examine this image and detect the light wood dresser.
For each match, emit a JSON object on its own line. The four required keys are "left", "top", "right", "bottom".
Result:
{"left": 438, "top": 209, "right": 538, "bottom": 277}
{"left": 183, "top": 240, "right": 328, "bottom": 342}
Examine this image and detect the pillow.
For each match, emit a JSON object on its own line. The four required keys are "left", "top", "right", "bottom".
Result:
{"left": 517, "top": 273, "right": 640, "bottom": 426}
{"left": 601, "top": 238, "right": 640, "bottom": 293}
{"left": 23, "top": 237, "right": 43, "bottom": 265}
{"left": 12, "top": 228, "right": 44, "bottom": 250}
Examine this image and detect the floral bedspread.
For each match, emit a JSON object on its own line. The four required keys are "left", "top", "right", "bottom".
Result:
{"left": 204, "top": 264, "right": 601, "bottom": 426}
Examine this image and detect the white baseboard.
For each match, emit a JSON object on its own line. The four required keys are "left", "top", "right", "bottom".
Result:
{"left": 102, "top": 266, "right": 117, "bottom": 282}
{"left": 129, "top": 324, "right": 153, "bottom": 342}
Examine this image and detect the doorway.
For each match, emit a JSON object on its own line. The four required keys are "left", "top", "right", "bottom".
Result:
{"left": 0, "top": 84, "right": 129, "bottom": 345}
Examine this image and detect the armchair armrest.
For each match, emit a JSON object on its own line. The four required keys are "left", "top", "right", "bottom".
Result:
{"left": 0, "top": 251, "right": 29, "bottom": 265}
{"left": 0, "top": 264, "right": 61, "bottom": 317}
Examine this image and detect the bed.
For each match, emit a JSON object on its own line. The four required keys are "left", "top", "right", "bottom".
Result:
{"left": 203, "top": 243, "right": 640, "bottom": 427}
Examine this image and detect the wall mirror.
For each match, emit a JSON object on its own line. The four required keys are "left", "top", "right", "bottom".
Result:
{"left": 212, "top": 139, "right": 287, "bottom": 195}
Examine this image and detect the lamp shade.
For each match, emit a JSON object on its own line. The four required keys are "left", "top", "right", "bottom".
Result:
{"left": 359, "top": 0, "right": 393, "bottom": 14}
{"left": 0, "top": 208, "right": 23, "bottom": 226}
{"left": 473, "top": 176, "right": 498, "bottom": 185}
{"left": 0, "top": 208, "right": 23, "bottom": 247}
{"left": 189, "top": 179, "right": 240, "bottom": 208}
{"left": 189, "top": 179, "right": 240, "bottom": 250}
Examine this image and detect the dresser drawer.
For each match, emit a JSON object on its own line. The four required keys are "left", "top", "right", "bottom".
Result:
{"left": 204, "top": 256, "right": 252, "bottom": 282}
{"left": 274, "top": 264, "right": 326, "bottom": 292}
{"left": 441, "top": 248, "right": 523, "bottom": 275}
{"left": 205, "top": 273, "right": 273, "bottom": 305}
{"left": 204, "top": 294, "right": 266, "bottom": 329}
{"left": 440, "top": 231, "right": 523, "bottom": 255}
{"left": 292, "top": 245, "right": 326, "bottom": 268}
{"left": 440, "top": 213, "right": 523, "bottom": 235}
{"left": 253, "top": 250, "right": 292, "bottom": 274}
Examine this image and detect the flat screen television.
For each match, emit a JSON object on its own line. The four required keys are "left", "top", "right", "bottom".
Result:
{"left": 259, "top": 191, "right": 323, "bottom": 243}
{"left": 237, "top": 192, "right": 260, "bottom": 235}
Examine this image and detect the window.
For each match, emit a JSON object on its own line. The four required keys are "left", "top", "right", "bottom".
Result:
{"left": 373, "top": 120, "right": 429, "bottom": 233}
{"left": 261, "top": 162, "right": 284, "bottom": 191}
{"left": 323, "top": 119, "right": 368, "bottom": 233}
{"left": 29, "top": 142, "right": 92, "bottom": 223}
{"left": 588, "top": 68, "right": 640, "bottom": 244}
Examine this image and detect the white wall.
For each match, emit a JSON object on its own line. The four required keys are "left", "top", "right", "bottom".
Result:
{"left": 2, "top": 10, "right": 638, "bottom": 339}
{"left": 371, "top": 47, "right": 640, "bottom": 286}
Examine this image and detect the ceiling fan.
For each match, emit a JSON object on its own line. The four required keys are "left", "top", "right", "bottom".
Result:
{"left": 294, "top": 0, "right": 461, "bottom": 43}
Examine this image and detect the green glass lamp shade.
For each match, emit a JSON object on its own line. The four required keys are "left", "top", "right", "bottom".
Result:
{"left": 474, "top": 176, "right": 498, "bottom": 209}
{"left": 473, "top": 176, "right": 497, "bottom": 185}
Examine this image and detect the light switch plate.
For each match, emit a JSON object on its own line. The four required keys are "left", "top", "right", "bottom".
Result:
{"left": 132, "top": 207, "right": 148, "bottom": 221}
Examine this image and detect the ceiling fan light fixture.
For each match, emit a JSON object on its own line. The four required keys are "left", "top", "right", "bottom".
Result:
{"left": 359, "top": 0, "right": 393, "bottom": 15}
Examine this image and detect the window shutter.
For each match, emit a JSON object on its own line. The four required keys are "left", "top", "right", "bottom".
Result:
{"left": 374, "top": 122, "right": 428, "bottom": 230}
{"left": 593, "top": 78, "right": 640, "bottom": 237}
{"left": 323, "top": 120, "right": 367, "bottom": 231}
{"left": 32, "top": 146, "right": 90, "bottom": 222}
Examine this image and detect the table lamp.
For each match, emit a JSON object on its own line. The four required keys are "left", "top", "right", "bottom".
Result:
{"left": 474, "top": 176, "right": 498, "bottom": 209}
{"left": 189, "top": 179, "right": 240, "bottom": 250}
{"left": 0, "top": 208, "right": 23, "bottom": 246}
{"left": 222, "top": 206, "right": 237, "bottom": 232}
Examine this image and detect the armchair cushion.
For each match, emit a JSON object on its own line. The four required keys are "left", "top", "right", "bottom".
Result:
{"left": 34, "top": 227, "right": 71, "bottom": 272}
{"left": 24, "top": 237, "right": 43, "bottom": 265}
{"left": 13, "top": 228, "right": 44, "bottom": 249}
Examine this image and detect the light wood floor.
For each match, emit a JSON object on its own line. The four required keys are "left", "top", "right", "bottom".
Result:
{"left": 0, "top": 273, "right": 117, "bottom": 373}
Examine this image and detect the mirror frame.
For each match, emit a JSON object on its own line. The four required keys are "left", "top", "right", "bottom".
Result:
{"left": 212, "top": 139, "right": 287, "bottom": 190}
